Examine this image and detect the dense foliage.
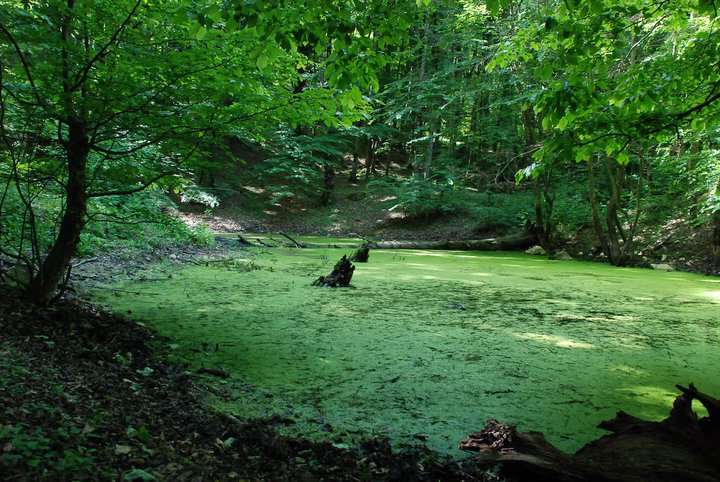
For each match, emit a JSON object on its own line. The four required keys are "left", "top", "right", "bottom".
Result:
{"left": 2, "top": 0, "right": 719, "bottom": 303}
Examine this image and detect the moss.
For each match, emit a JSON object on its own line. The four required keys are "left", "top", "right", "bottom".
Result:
{"left": 95, "top": 244, "right": 720, "bottom": 455}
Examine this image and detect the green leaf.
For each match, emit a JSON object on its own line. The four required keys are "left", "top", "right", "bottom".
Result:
{"left": 486, "top": 0, "right": 499, "bottom": 15}
{"left": 195, "top": 26, "right": 207, "bottom": 40}
{"left": 541, "top": 115, "right": 553, "bottom": 131}
{"left": 256, "top": 54, "right": 269, "bottom": 70}
{"left": 124, "top": 469, "right": 157, "bottom": 481}
{"left": 616, "top": 152, "right": 630, "bottom": 165}
{"left": 136, "top": 367, "right": 154, "bottom": 377}
{"left": 557, "top": 116, "right": 568, "bottom": 130}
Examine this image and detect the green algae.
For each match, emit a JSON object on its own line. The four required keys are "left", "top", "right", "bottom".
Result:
{"left": 94, "top": 244, "right": 720, "bottom": 456}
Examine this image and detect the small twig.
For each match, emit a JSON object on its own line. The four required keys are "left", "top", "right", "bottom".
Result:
{"left": 71, "top": 257, "right": 98, "bottom": 268}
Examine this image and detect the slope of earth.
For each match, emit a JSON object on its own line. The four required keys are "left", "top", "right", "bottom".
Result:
{"left": 178, "top": 176, "right": 720, "bottom": 275}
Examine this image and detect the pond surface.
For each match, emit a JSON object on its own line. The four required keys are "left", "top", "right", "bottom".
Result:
{"left": 96, "top": 241, "right": 720, "bottom": 455}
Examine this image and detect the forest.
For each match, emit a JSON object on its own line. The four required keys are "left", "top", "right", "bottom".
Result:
{"left": 1, "top": 0, "right": 720, "bottom": 480}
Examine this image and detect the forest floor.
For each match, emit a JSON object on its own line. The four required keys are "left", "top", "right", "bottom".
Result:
{"left": 179, "top": 177, "right": 720, "bottom": 276}
{"left": 2, "top": 179, "right": 718, "bottom": 481}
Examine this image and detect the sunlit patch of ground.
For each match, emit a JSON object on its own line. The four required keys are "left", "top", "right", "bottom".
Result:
{"left": 94, "top": 242, "right": 720, "bottom": 455}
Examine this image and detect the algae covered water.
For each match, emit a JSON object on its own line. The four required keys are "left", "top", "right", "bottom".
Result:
{"left": 96, "top": 243, "right": 720, "bottom": 455}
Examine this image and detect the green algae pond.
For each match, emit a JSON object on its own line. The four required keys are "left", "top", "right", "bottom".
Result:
{"left": 94, "top": 238, "right": 720, "bottom": 456}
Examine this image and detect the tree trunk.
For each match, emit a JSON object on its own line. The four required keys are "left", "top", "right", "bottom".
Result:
{"left": 25, "top": 120, "right": 89, "bottom": 305}
{"left": 460, "top": 384, "right": 720, "bottom": 482}
{"left": 523, "top": 106, "right": 554, "bottom": 253}
{"left": 364, "top": 138, "right": 377, "bottom": 180}
{"left": 588, "top": 154, "right": 639, "bottom": 267}
{"left": 424, "top": 119, "right": 436, "bottom": 179}
{"left": 712, "top": 181, "right": 720, "bottom": 263}
{"left": 320, "top": 164, "right": 335, "bottom": 206}
{"left": 349, "top": 136, "right": 360, "bottom": 183}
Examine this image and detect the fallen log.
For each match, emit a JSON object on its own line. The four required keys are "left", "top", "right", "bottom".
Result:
{"left": 367, "top": 231, "right": 537, "bottom": 251}
{"left": 460, "top": 384, "right": 720, "bottom": 482}
{"left": 236, "top": 231, "right": 537, "bottom": 252}
{"left": 237, "top": 234, "right": 256, "bottom": 247}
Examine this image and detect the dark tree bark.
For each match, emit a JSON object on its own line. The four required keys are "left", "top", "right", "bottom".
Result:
{"left": 349, "top": 245, "right": 370, "bottom": 262}
{"left": 25, "top": 120, "right": 89, "bottom": 305}
{"left": 712, "top": 180, "right": 720, "bottom": 263}
{"left": 312, "top": 255, "right": 355, "bottom": 287}
{"left": 588, "top": 152, "right": 646, "bottom": 267}
{"left": 320, "top": 164, "right": 335, "bottom": 206}
{"left": 460, "top": 384, "right": 720, "bottom": 482}
{"left": 349, "top": 136, "right": 360, "bottom": 183}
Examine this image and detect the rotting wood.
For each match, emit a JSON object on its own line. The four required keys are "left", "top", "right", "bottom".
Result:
{"left": 235, "top": 230, "right": 537, "bottom": 252}
{"left": 237, "top": 234, "right": 256, "bottom": 246}
{"left": 279, "top": 232, "right": 304, "bottom": 248}
{"left": 312, "top": 255, "right": 355, "bottom": 287}
{"left": 349, "top": 245, "right": 370, "bottom": 262}
{"left": 460, "top": 383, "right": 720, "bottom": 482}
{"left": 256, "top": 238, "right": 275, "bottom": 247}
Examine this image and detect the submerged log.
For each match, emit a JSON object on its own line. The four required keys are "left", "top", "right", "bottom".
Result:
{"left": 460, "top": 384, "right": 720, "bottom": 481}
{"left": 312, "top": 255, "right": 355, "bottom": 287}
{"left": 367, "top": 231, "right": 537, "bottom": 251}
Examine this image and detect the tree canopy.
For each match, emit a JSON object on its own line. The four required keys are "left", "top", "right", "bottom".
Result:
{"left": 2, "top": 0, "right": 720, "bottom": 303}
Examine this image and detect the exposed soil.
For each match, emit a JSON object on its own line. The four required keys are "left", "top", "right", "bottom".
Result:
{"left": 0, "top": 284, "right": 492, "bottom": 481}
{"left": 179, "top": 178, "right": 720, "bottom": 276}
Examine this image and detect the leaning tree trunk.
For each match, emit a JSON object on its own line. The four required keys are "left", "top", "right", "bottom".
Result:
{"left": 25, "top": 121, "right": 89, "bottom": 305}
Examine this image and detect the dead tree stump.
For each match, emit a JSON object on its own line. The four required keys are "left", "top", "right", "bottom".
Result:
{"left": 312, "top": 255, "right": 355, "bottom": 287}
{"left": 349, "top": 245, "right": 370, "bottom": 263}
{"left": 460, "top": 384, "right": 720, "bottom": 481}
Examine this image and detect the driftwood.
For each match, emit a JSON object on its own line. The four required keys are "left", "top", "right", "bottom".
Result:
{"left": 237, "top": 234, "right": 256, "bottom": 246}
{"left": 460, "top": 384, "right": 720, "bottom": 481}
{"left": 279, "top": 232, "right": 305, "bottom": 248}
{"left": 367, "top": 231, "right": 537, "bottom": 251}
{"left": 312, "top": 255, "right": 355, "bottom": 287}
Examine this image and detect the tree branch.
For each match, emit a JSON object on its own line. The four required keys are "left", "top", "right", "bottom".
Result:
{"left": 87, "top": 171, "right": 174, "bottom": 198}
{"left": 69, "top": 0, "right": 143, "bottom": 93}
{"left": 0, "top": 21, "right": 49, "bottom": 114}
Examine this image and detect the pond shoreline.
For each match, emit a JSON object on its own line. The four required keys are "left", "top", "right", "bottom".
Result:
{"left": 89, "top": 239, "right": 720, "bottom": 457}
